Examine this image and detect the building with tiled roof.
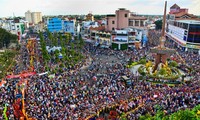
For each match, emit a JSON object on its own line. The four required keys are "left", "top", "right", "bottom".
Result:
{"left": 174, "top": 12, "right": 198, "bottom": 20}
{"left": 168, "top": 3, "right": 199, "bottom": 21}
{"left": 89, "top": 26, "right": 105, "bottom": 31}
{"left": 169, "top": 4, "right": 187, "bottom": 14}
{"left": 170, "top": 4, "right": 180, "bottom": 9}
{"left": 166, "top": 4, "right": 200, "bottom": 54}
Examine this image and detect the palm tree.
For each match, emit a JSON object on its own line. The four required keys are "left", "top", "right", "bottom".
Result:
{"left": 39, "top": 32, "right": 50, "bottom": 63}
{"left": 53, "top": 32, "right": 58, "bottom": 46}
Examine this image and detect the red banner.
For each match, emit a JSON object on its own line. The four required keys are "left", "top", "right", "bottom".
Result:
{"left": 6, "top": 72, "right": 36, "bottom": 79}
{"left": 189, "top": 32, "right": 200, "bottom": 35}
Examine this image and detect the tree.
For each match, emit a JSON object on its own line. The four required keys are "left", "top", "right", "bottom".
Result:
{"left": 120, "top": 112, "right": 127, "bottom": 120}
{"left": 0, "top": 50, "right": 17, "bottom": 78}
{"left": 139, "top": 113, "right": 154, "bottom": 120}
{"left": 154, "top": 20, "right": 162, "bottom": 30}
{"left": 54, "top": 49, "right": 60, "bottom": 63}
{"left": 38, "top": 31, "right": 85, "bottom": 72}
{"left": 39, "top": 32, "right": 50, "bottom": 63}
{"left": 79, "top": 37, "right": 85, "bottom": 49}
{"left": 59, "top": 34, "right": 64, "bottom": 47}
{"left": 170, "top": 109, "right": 196, "bottom": 120}
{"left": 0, "top": 28, "right": 18, "bottom": 48}
{"left": 139, "top": 105, "right": 199, "bottom": 120}
{"left": 64, "top": 33, "right": 70, "bottom": 46}
{"left": 53, "top": 32, "right": 58, "bottom": 46}
{"left": 192, "top": 104, "right": 200, "bottom": 119}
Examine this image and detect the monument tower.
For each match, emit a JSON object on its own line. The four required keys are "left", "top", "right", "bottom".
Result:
{"left": 150, "top": 1, "right": 176, "bottom": 72}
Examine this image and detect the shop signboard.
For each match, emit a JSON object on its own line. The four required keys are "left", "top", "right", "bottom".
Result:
{"left": 186, "top": 44, "right": 200, "bottom": 49}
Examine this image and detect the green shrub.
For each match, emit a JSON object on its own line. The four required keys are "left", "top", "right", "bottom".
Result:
{"left": 159, "top": 68, "right": 167, "bottom": 75}
{"left": 169, "top": 61, "right": 178, "bottom": 67}
{"left": 131, "top": 62, "right": 138, "bottom": 66}
{"left": 138, "top": 76, "right": 144, "bottom": 80}
{"left": 140, "top": 105, "right": 199, "bottom": 120}
{"left": 138, "top": 59, "right": 146, "bottom": 64}
{"left": 138, "top": 66, "right": 144, "bottom": 74}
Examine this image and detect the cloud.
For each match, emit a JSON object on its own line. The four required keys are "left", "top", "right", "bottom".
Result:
{"left": 189, "top": 0, "right": 200, "bottom": 15}
{"left": 0, "top": 0, "right": 199, "bottom": 17}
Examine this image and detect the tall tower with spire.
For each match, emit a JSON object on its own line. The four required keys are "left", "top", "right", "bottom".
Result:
{"left": 150, "top": 1, "right": 176, "bottom": 72}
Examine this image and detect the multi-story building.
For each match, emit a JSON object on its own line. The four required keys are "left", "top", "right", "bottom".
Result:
{"left": 106, "top": 14, "right": 117, "bottom": 31}
{"left": 168, "top": 4, "right": 199, "bottom": 21}
{"left": 106, "top": 8, "right": 147, "bottom": 31}
{"left": 47, "top": 17, "right": 75, "bottom": 34}
{"left": 34, "top": 22, "right": 45, "bottom": 32}
{"left": 13, "top": 23, "right": 25, "bottom": 41}
{"left": 25, "top": 10, "right": 32, "bottom": 23}
{"left": 90, "top": 30, "right": 111, "bottom": 47}
{"left": 81, "top": 21, "right": 99, "bottom": 37}
{"left": 25, "top": 10, "right": 42, "bottom": 24}
{"left": 166, "top": 4, "right": 200, "bottom": 54}
{"left": 0, "top": 18, "right": 25, "bottom": 41}
{"left": 169, "top": 4, "right": 188, "bottom": 14}
{"left": 63, "top": 20, "right": 75, "bottom": 35}
{"left": 47, "top": 18, "right": 63, "bottom": 32}
{"left": 31, "top": 12, "right": 42, "bottom": 24}
{"left": 111, "top": 30, "right": 129, "bottom": 50}
{"left": 166, "top": 20, "right": 200, "bottom": 53}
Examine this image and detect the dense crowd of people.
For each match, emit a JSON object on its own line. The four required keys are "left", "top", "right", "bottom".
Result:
{"left": 0, "top": 31, "right": 199, "bottom": 120}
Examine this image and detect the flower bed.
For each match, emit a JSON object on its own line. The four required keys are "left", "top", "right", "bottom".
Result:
{"left": 126, "top": 58, "right": 146, "bottom": 68}
{"left": 138, "top": 63, "right": 181, "bottom": 80}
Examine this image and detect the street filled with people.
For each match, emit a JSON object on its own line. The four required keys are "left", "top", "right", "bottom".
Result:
{"left": 0, "top": 31, "right": 200, "bottom": 120}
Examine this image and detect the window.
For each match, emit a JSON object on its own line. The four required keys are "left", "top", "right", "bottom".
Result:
{"left": 112, "top": 21, "right": 115, "bottom": 24}
{"left": 112, "top": 27, "right": 115, "bottom": 30}
{"left": 135, "top": 21, "right": 139, "bottom": 26}
{"left": 140, "top": 21, "right": 144, "bottom": 26}
{"left": 129, "top": 21, "right": 133, "bottom": 26}
{"left": 183, "top": 23, "right": 188, "bottom": 29}
{"left": 125, "top": 14, "right": 127, "bottom": 17}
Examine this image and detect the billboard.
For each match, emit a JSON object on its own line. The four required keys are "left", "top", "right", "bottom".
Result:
{"left": 168, "top": 24, "right": 185, "bottom": 41}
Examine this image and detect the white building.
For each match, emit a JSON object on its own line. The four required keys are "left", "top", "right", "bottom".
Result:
{"left": 25, "top": 10, "right": 42, "bottom": 24}
{"left": 111, "top": 30, "right": 129, "bottom": 50}
{"left": 166, "top": 20, "right": 200, "bottom": 53}
{"left": 81, "top": 21, "right": 99, "bottom": 37}
{"left": 31, "top": 12, "right": 42, "bottom": 24}
{"left": 25, "top": 10, "right": 32, "bottom": 23}
{"left": 0, "top": 19, "right": 26, "bottom": 42}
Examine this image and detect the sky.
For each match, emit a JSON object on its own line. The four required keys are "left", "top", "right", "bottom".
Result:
{"left": 0, "top": 0, "right": 199, "bottom": 17}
